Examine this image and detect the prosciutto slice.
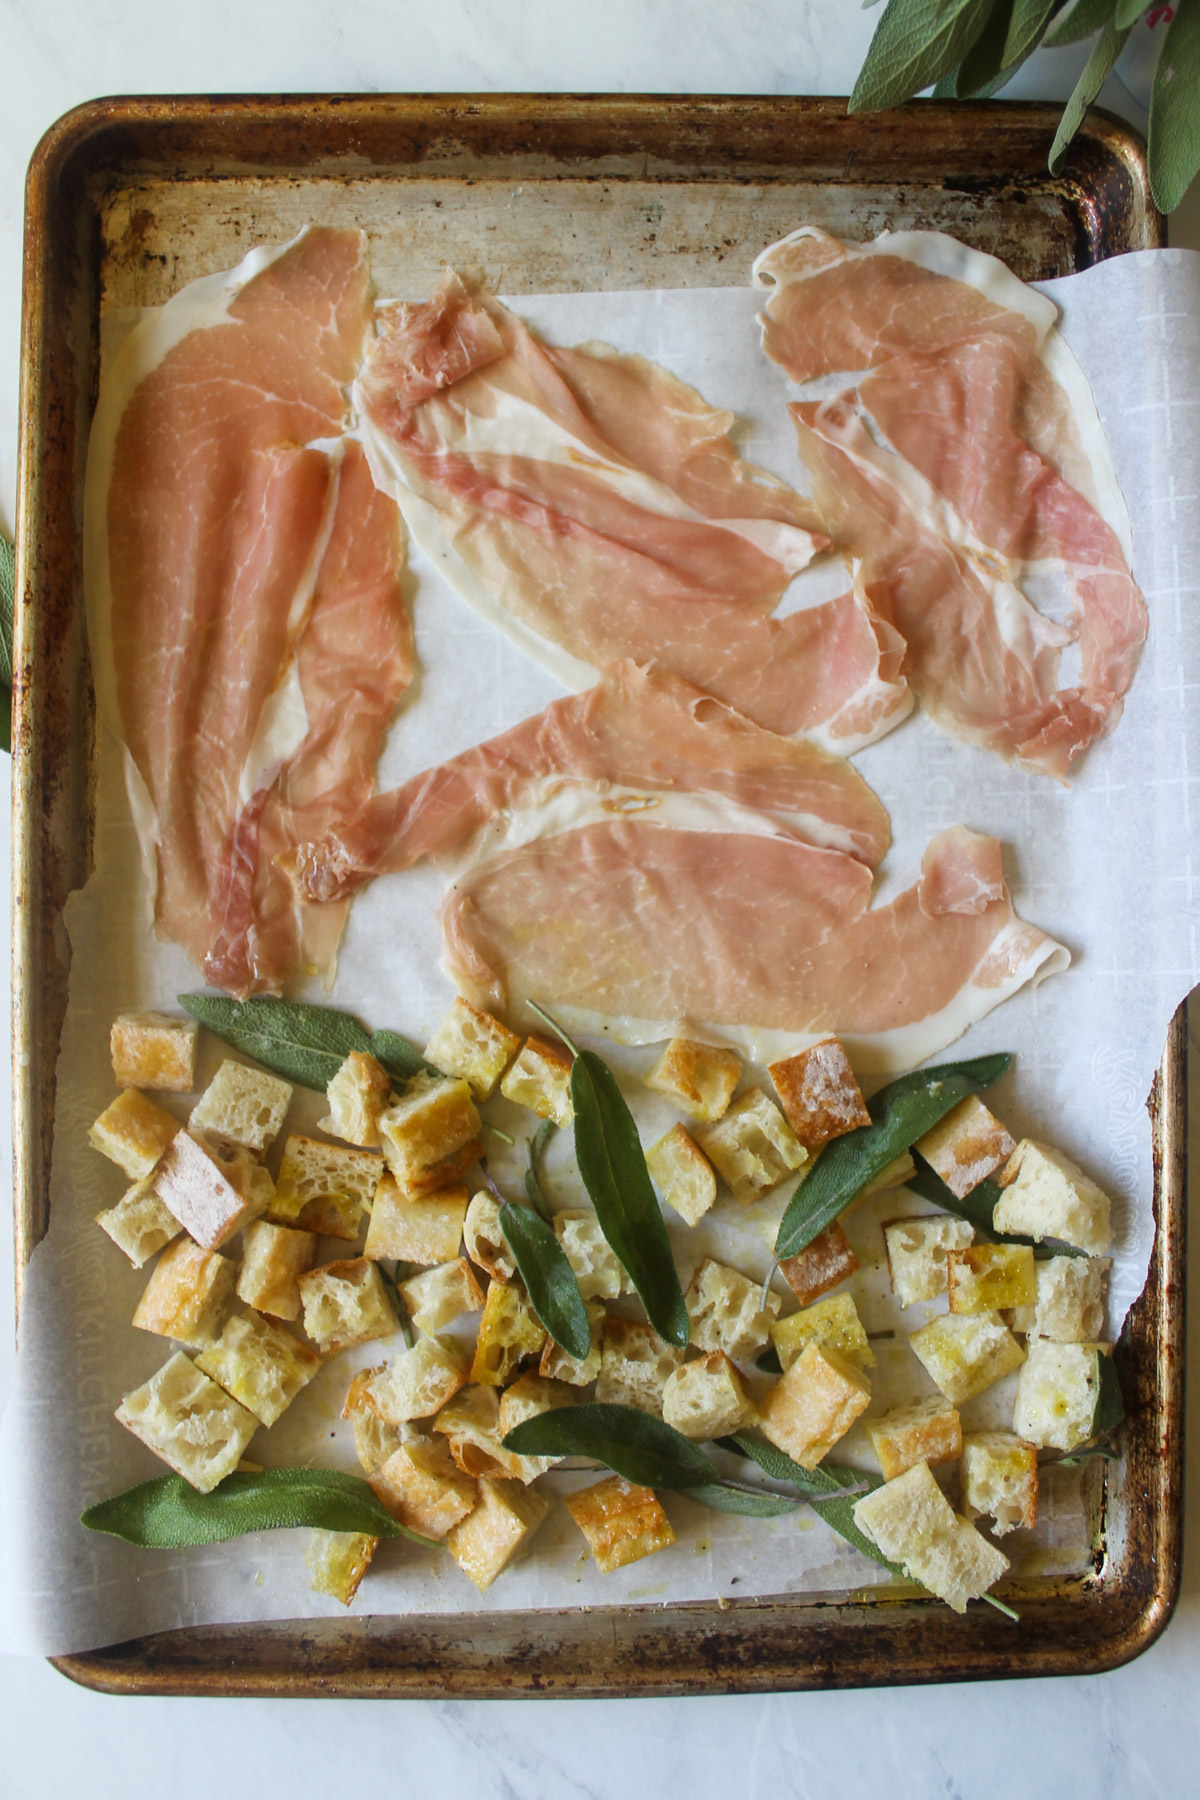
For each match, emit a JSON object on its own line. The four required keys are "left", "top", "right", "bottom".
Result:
{"left": 754, "top": 227, "right": 1147, "bottom": 776}
{"left": 86, "top": 227, "right": 412, "bottom": 994}
{"left": 356, "top": 272, "right": 911, "bottom": 750}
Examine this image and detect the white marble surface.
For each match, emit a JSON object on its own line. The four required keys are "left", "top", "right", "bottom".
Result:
{"left": 2, "top": 3, "right": 1198, "bottom": 1793}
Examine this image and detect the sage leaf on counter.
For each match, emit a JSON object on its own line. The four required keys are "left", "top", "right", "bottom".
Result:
{"left": 525, "top": 1118, "right": 556, "bottom": 1220}
{"left": 179, "top": 992, "right": 436, "bottom": 1091}
{"left": 81, "top": 1468, "right": 436, "bottom": 1549}
{"left": 906, "top": 1161, "right": 1084, "bottom": 1257}
{"left": 0, "top": 531, "right": 13, "bottom": 755}
{"left": 498, "top": 1200, "right": 591, "bottom": 1360}
{"left": 773, "top": 1053, "right": 1011, "bottom": 1261}
{"left": 849, "top": 0, "right": 994, "bottom": 112}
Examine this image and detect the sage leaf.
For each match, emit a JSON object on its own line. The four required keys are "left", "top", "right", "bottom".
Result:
{"left": 503, "top": 1402, "right": 718, "bottom": 1490}
{"left": 906, "top": 1160, "right": 1084, "bottom": 1256}
{"left": 679, "top": 1480, "right": 799, "bottom": 1519}
{"left": 773, "top": 1053, "right": 1011, "bottom": 1261}
{"left": 0, "top": 531, "right": 13, "bottom": 755}
{"left": 1090, "top": 1351, "right": 1126, "bottom": 1441}
{"left": 1004, "top": 0, "right": 1068, "bottom": 62}
{"left": 724, "top": 1433, "right": 898, "bottom": 1570}
{"left": 954, "top": 0, "right": 1017, "bottom": 94}
{"left": 1056, "top": 1442, "right": 1120, "bottom": 1468}
{"left": 525, "top": 1118, "right": 556, "bottom": 1220}
{"left": 850, "top": 0, "right": 995, "bottom": 112}
{"left": 756, "top": 1345, "right": 784, "bottom": 1375}
{"left": 377, "top": 1262, "right": 414, "bottom": 1348}
{"left": 81, "top": 1467, "right": 436, "bottom": 1548}
{"left": 366, "top": 1027, "right": 436, "bottom": 1083}
{"left": 1149, "top": 0, "right": 1200, "bottom": 212}
{"left": 1049, "top": 21, "right": 1133, "bottom": 172}
{"left": 1043, "top": 0, "right": 1117, "bottom": 45}
{"left": 179, "top": 992, "right": 436, "bottom": 1091}
{"left": 1113, "top": 0, "right": 1148, "bottom": 25}
{"left": 498, "top": 1200, "right": 591, "bottom": 1360}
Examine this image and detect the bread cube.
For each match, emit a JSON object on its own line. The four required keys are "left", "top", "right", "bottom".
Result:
{"left": 884, "top": 1215, "right": 974, "bottom": 1306}
{"left": 497, "top": 1373, "right": 577, "bottom": 1481}
{"left": 424, "top": 997, "right": 522, "bottom": 1100}
{"left": 554, "top": 1210, "right": 634, "bottom": 1302}
{"left": 662, "top": 1351, "right": 755, "bottom": 1439}
{"left": 993, "top": 1141, "right": 1112, "bottom": 1255}
{"left": 500, "top": 1036, "right": 574, "bottom": 1126}
{"left": 321, "top": 1049, "right": 392, "bottom": 1148}
{"left": 687, "top": 1257, "right": 780, "bottom": 1363}
{"left": 565, "top": 1476, "right": 676, "bottom": 1574}
{"left": 909, "top": 1312, "right": 1025, "bottom": 1404}
{"left": 1012, "top": 1255, "right": 1110, "bottom": 1343}
{"left": 205, "top": 1139, "right": 278, "bottom": 1218}
{"left": 236, "top": 1220, "right": 316, "bottom": 1321}
{"left": 377, "top": 1073, "right": 482, "bottom": 1193}
{"left": 89, "top": 1089, "right": 180, "bottom": 1179}
{"left": 463, "top": 1190, "right": 518, "bottom": 1282}
{"left": 1012, "top": 1339, "right": 1104, "bottom": 1451}
{"left": 694, "top": 1088, "right": 806, "bottom": 1205}
{"left": 189, "top": 1059, "right": 292, "bottom": 1153}
{"left": 643, "top": 1037, "right": 741, "bottom": 1123}
{"left": 646, "top": 1123, "right": 717, "bottom": 1226}
{"left": 771, "top": 1292, "right": 873, "bottom": 1375}
{"left": 470, "top": 1280, "right": 547, "bottom": 1387}
{"left": 759, "top": 1342, "right": 871, "bottom": 1468}
{"left": 779, "top": 1221, "right": 859, "bottom": 1308}
{"left": 132, "top": 1236, "right": 236, "bottom": 1348}
{"left": 961, "top": 1430, "right": 1038, "bottom": 1535}
{"left": 916, "top": 1095, "right": 1015, "bottom": 1198}
{"left": 947, "top": 1243, "right": 1036, "bottom": 1315}
{"left": 296, "top": 1256, "right": 397, "bottom": 1354}
{"left": 399, "top": 1258, "right": 485, "bottom": 1334}
{"left": 271, "top": 1134, "right": 383, "bottom": 1239}
{"left": 369, "top": 1335, "right": 470, "bottom": 1423}
{"left": 539, "top": 1298, "right": 604, "bottom": 1386}
{"left": 196, "top": 1310, "right": 321, "bottom": 1426}
{"left": 768, "top": 1038, "right": 870, "bottom": 1153}
{"left": 853, "top": 1461, "right": 1009, "bottom": 1613}
{"left": 364, "top": 1176, "right": 468, "bottom": 1265}
{"left": 96, "top": 1176, "right": 183, "bottom": 1269}
{"left": 867, "top": 1396, "right": 962, "bottom": 1482}
{"left": 434, "top": 1384, "right": 522, "bottom": 1479}
{"left": 446, "top": 1477, "right": 553, "bottom": 1591}
{"left": 369, "top": 1427, "right": 477, "bottom": 1538}
{"left": 342, "top": 1366, "right": 403, "bottom": 1473}
{"left": 110, "top": 1011, "right": 199, "bottom": 1093}
{"left": 152, "top": 1131, "right": 268, "bottom": 1251}
{"left": 305, "top": 1530, "right": 377, "bottom": 1605}
{"left": 116, "top": 1351, "right": 258, "bottom": 1492}
{"left": 596, "top": 1319, "right": 686, "bottom": 1416}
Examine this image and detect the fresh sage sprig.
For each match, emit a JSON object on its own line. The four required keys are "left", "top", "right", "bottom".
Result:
{"left": 525, "top": 1118, "right": 557, "bottom": 1221}
{"left": 81, "top": 1467, "right": 437, "bottom": 1549}
{"left": 376, "top": 1261, "right": 415, "bottom": 1348}
{"left": 179, "top": 992, "right": 437, "bottom": 1091}
{"left": 906, "top": 1160, "right": 1083, "bottom": 1257}
{"left": 773, "top": 1053, "right": 1011, "bottom": 1261}
{"left": 0, "top": 531, "right": 13, "bottom": 755}
{"left": 495, "top": 1190, "right": 592, "bottom": 1361}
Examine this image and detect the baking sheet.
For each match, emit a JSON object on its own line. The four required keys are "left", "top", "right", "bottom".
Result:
{"left": 3, "top": 244, "right": 1199, "bottom": 1656}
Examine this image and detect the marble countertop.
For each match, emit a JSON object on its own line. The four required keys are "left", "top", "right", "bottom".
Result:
{"left": 2, "top": 5, "right": 1197, "bottom": 1794}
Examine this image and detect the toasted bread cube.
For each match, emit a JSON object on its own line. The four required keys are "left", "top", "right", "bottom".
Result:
{"left": 190, "top": 1059, "right": 292, "bottom": 1153}
{"left": 399, "top": 1258, "right": 485, "bottom": 1334}
{"left": 694, "top": 1088, "right": 806, "bottom": 1205}
{"left": 369, "top": 1335, "right": 470, "bottom": 1423}
{"left": 779, "top": 1221, "right": 859, "bottom": 1307}
{"left": 132, "top": 1236, "right": 236, "bottom": 1348}
{"left": 662, "top": 1351, "right": 755, "bottom": 1439}
{"left": 993, "top": 1141, "right": 1112, "bottom": 1255}
{"left": 565, "top": 1476, "right": 676, "bottom": 1573}
{"left": 771, "top": 1291, "right": 873, "bottom": 1375}
{"left": 447, "top": 1477, "right": 553, "bottom": 1590}
{"left": 643, "top": 1037, "right": 741, "bottom": 1123}
{"left": 916, "top": 1095, "right": 1015, "bottom": 1198}
{"left": 236, "top": 1220, "right": 316, "bottom": 1322}
{"left": 646, "top": 1124, "right": 717, "bottom": 1226}
{"left": 463, "top": 1190, "right": 518, "bottom": 1282}
{"left": 961, "top": 1430, "right": 1038, "bottom": 1535}
{"left": 271, "top": 1135, "right": 383, "bottom": 1238}
{"left": 205, "top": 1138, "right": 277, "bottom": 1217}
{"left": 377, "top": 1072, "right": 481, "bottom": 1185}
{"left": 425, "top": 997, "right": 522, "bottom": 1100}
{"left": 342, "top": 1366, "right": 403, "bottom": 1473}
{"left": 321, "top": 1050, "right": 392, "bottom": 1148}
{"left": 868, "top": 1396, "right": 962, "bottom": 1481}
{"left": 116, "top": 1351, "right": 258, "bottom": 1492}
{"left": 758, "top": 1343, "right": 872, "bottom": 1468}
{"left": 305, "top": 1530, "right": 377, "bottom": 1605}
{"left": 853, "top": 1461, "right": 1010, "bottom": 1613}
{"left": 196, "top": 1311, "right": 321, "bottom": 1426}
{"left": 553, "top": 1210, "right": 633, "bottom": 1302}
{"left": 910, "top": 1312, "right": 1025, "bottom": 1404}
{"left": 540, "top": 1298, "right": 604, "bottom": 1385}
{"left": 687, "top": 1257, "right": 780, "bottom": 1362}
{"left": 500, "top": 1036, "right": 574, "bottom": 1126}
{"left": 1012, "top": 1255, "right": 1110, "bottom": 1343}
{"left": 497, "top": 1373, "right": 577, "bottom": 1481}
{"left": 152, "top": 1131, "right": 267, "bottom": 1251}
{"left": 947, "top": 1242, "right": 1036, "bottom": 1315}
{"left": 369, "top": 1427, "right": 477, "bottom": 1538}
{"left": 596, "top": 1319, "right": 686, "bottom": 1416}
{"left": 96, "top": 1176, "right": 183, "bottom": 1269}
{"left": 434, "top": 1384, "right": 522, "bottom": 1479}
{"left": 768, "top": 1039, "right": 870, "bottom": 1153}
{"left": 111, "top": 1011, "right": 199, "bottom": 1093}
{"left": 297, "top": 1257, "right": 397, "bottom": 1354}
{"left": 1012, "top": 1339, "right": 1104, "bottom": 1450}
{"left": 470, "top": 1280, "right": 547, "bottom": 1387}
{"left": 884, "top": 1215, "right": 974, "bottom": 1307}
{"left": 89, "top": 1089, "right": 180, "bottom": 1179}
{"left": 364, "top": 1176, "right": 468, "bottom": 1265}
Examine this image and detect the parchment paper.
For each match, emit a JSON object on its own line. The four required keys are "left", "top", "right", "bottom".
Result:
{"left": 3, "top": 248, "right": 1198, "bottom": 1655}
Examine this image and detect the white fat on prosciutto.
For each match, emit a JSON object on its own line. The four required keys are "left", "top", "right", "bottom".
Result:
{"left": 355, "top": 271, "right": 911, "bottom": 752}
{"left": 293, "top": 663, "right": 1066, "bottom": 1071}
{"left": 753, "top": 226, "right": 1147, "bottom": 777}
{"left": 85, "top": 227, "right": 413, "bottom": 994}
